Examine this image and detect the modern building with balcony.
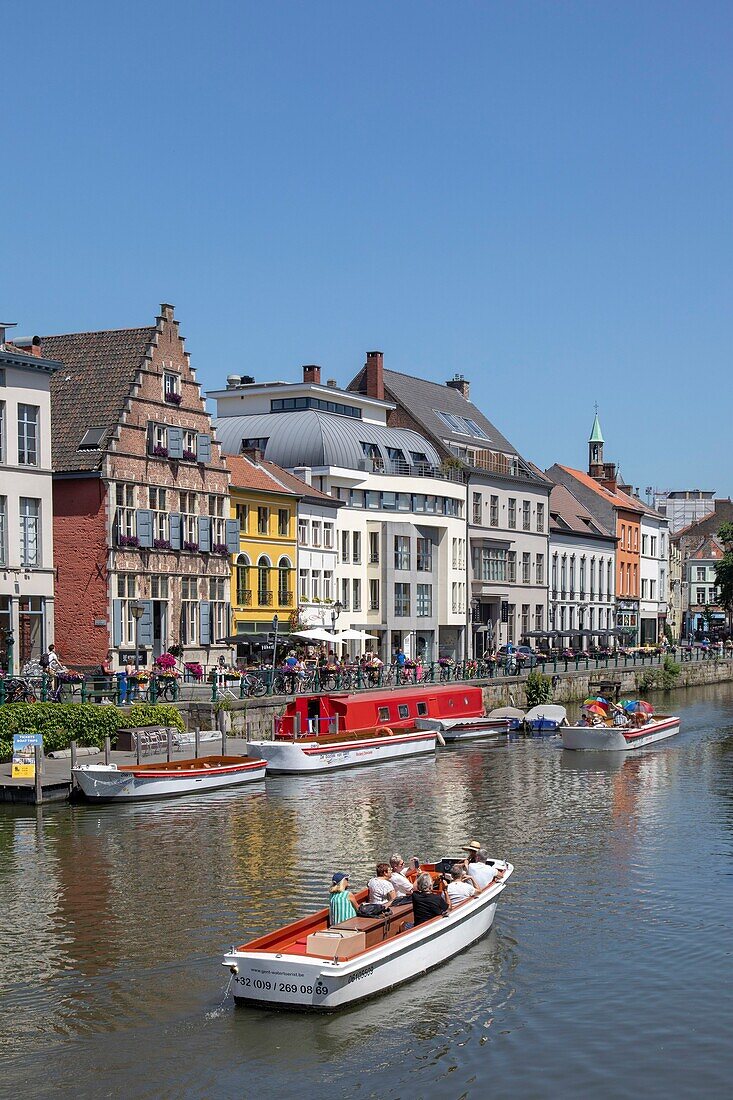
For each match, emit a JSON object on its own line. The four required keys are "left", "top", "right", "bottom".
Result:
{"left": 212, "top": 364, "right": 467, "bottom": 661}
{"left": 0, "top": 328, "right": 61, "bottom": 673}
{"left": 348, "top": 358, "right": 550, "bottom": 655}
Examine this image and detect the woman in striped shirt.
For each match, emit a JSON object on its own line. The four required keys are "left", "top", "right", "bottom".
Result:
{"left": 329, "top": 872, "right": 359, "bottom": 925}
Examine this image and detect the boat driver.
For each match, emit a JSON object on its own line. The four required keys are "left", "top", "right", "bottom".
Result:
{"left": 460, "top": 848, "right": 498, "bottom": 890}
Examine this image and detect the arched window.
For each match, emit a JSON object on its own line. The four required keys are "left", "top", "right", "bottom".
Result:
{"left": 236, "top": 554, "right": 250, "bottom": 605}
{"left": 257, "top": 555, "right": 271, "bottom": 605}
{"left": 278, "top": 556, "right": 292, "bottom": 605}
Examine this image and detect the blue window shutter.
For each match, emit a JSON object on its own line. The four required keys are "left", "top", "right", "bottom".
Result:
{"left": 169, "top": 513, "right": 182, "bottom": 550}
{"left": 137, "top": 600, "right": 153, "bottom": 647}
{"left": 112, "top": 600, "right": 122, "bottom": 647}
{"left": 225, "top": 518, "right": 240, "bottom": 554}
{"left": 136, "top": 509, "right": 153, "bottom": 548}
{"left": 198, "top": 515, "right": 211, "bottom": 552}
{"left": 196, "top": 433, "right": 212, "bottom": 464}
{"left": 168, "top": 426, "right": 183, "bottom": 459}
{"left": 199, "top": 601, "right": 212, "bottom": 645}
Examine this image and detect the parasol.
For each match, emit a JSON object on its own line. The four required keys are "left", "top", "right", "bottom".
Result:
{"left": 620, "top": 700, "right": 654, "bottom": 715}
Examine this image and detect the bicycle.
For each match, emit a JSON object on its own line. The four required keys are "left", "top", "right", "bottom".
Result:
{"left": 241, "top": 671, "right": 267, "bottom": 698}
{"left": 2, "top": 677, "right": 37, "bottom": 703}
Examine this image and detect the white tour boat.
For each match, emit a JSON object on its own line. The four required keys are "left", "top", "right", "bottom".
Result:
{"left": 561, "top": 714, "right": 681, "bottom": 751}
{"left": 415, "top": 715, "right": 511, "bottom": 742}
{"left": 223, "top": 857, "right": 513, "bottom": 1010}
{"left": 245, "top": 726, "right": 437, "bottom": 774}
{"left": 73, "top": 755, "right": 267, "bottom": 800}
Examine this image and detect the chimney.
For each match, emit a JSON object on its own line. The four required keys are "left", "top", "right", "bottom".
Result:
{"left": 364, "top": 351, "right": 384, "bottom": 401}
{"left": 242, "top": 447, "right": 263, "bottom": 464}
{"left": 160, "top": 303, "right": 175, "bottom": 322}
{"left": 303, "top": 364, "right": 321, "bottom": 384}
{"left": 600, "top": 462, "right": 618, "bottom": 493}
{"left": 446, "top": 373, "right": 470, "bottom": 399}
{"left": 0, "top": 321, "right": 16, "bottom": 347}
{"left": 326, "top": 378, "right": 338, "bottom": 388}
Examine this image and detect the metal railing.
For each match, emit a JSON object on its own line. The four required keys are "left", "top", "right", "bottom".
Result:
{"left": 0, "top": 672, "right": 181, "bottom": 707}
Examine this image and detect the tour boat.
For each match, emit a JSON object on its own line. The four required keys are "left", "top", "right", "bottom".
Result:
{"left": 524, "top": 704, "right": 567, "bottom": 732}
{"left": 223, "top": 857, "right": 514, "bottom": 1011}
{"left": 274, "top": 684, "right": 485, "bottom": 738}
{"left": 72, "top": 755, "right": 267, "bottom": 801}
{"left": 245, "top": 726, "right": 437, "bottom": 774}
{"left": 560, "top": 715, "right": 681, "bottom": 751}
{"left": 415, "top": 715, "right": 511, "bottom": 742}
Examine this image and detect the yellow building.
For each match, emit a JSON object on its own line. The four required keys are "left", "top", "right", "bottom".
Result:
{"left": 226, "top": 455, "right": 300, "bottom": 638}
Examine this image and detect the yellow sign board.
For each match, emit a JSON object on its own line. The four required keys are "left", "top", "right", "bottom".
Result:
{"left": 12, "top": 733, "right": 42, "bottom": 779}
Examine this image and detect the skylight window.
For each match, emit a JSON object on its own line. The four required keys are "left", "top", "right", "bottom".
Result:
{"left": 434, "top": 409, "right": 491, "bottom": 441}
{"left": 78, "top": 427, "right": 106, "bottom": 450}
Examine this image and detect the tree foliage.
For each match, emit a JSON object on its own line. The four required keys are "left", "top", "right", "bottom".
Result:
{"left": 714, "top": 524, "right": 733, "bottom": 628}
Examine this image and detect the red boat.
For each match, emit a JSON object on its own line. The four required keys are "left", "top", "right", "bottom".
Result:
{"left": 275, "top": 684, "right": 485, "bottom": 738}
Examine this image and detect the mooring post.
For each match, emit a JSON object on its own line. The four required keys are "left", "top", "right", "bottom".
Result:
{"left": 221, "top": 723, "right": 226, "bottom": 756}
{"left": 34, "top": 744, "right": 43, "bottom": 805}
{"left": 167, "top": 728, "right": 173, "bottom": 762}
{"left": 104, "top": 737, "right": 111, "bottom": 765}
{"left": 195, "top": 725, "right": 200, "bottom": 759}
{"left": 70, "top": 740, "right": 77, "bottom": 785}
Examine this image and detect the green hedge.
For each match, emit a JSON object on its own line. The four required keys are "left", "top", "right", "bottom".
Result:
{"left": 0, "top": 703, "right": 184, "bottom": 761}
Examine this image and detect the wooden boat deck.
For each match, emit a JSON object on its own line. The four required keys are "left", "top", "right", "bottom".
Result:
{"left": 115, "top": 755, "right": 257, "bottom": 774}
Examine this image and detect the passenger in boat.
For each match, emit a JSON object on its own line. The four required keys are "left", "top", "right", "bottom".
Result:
{"left": 368, "top": 863, "right": 397, "bottom": 909}
{"left": 329, "top": 873, "right": 359, "bottom": 926}
{"left": 411, "top": 872, "right": 450, "bottom": 925}
{"left": 389, "top": 854, "right": 415, "bottom": 906}
{"left": 462, "top": 849, "right": 498, "bottom": 890}
{"left": 446, "top": 864, "right": 476, "bottom": 905}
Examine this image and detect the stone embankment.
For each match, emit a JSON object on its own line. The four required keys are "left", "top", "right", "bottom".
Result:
{"left": 176, "top": 659, "right": 733, "bottom": 737}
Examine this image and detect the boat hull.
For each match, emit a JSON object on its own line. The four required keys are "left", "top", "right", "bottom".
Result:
{"left": 73, "top": 758, "right": 267, "bottom": 800}
{"left": 225, "top": 866, "right": 512, "bottom": 1011}
{"left": 561, "top": 716, "right": 681, "bottom": 751}
{"left": 246, "top": 729, "right": 437, "bottom": 773}
{"left": 415, "top": 717, "right": 510, "bottom": 742}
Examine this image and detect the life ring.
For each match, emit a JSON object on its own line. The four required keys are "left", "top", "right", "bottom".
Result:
{"left": 376, "top": 726, "right": 394, "bottom": 737}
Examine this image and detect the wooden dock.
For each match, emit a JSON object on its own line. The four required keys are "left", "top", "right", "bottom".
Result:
{"left": 0, "top": 733, "right": 252, "bottom": 805}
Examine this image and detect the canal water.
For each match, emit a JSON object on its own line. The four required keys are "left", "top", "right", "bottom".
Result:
{"left": 2, "top": 682, "right": 733, "bottom": 1099}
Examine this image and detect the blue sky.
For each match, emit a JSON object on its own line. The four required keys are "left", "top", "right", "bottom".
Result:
{"left": 3, "top": 1, "right": 731, "bottom": 495}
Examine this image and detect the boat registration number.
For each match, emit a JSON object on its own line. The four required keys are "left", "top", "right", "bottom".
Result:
{"left": 348, "top": 965, "right": 374, "bottom": 984}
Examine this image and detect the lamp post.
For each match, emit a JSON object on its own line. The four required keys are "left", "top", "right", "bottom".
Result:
{"left": 3, "top": 629, "right": 15, "bottom": 677}
{"left": 330, "top": 598, "right": 344, "bottom": 636}
{"left": 130, "top": 602, "right": 145, "bottom": 673}
{"left": 272, "top": 613, "right": 279, "bottom": 670}
{"left": 579, "top": 602, "right": 588, "bottom": 652}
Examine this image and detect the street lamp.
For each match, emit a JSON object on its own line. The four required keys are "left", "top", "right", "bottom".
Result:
{"left": 271, "top": 613, "right": 279, "bottom": 670}
{"left": 2, "top": 630, "right": 15, "bottom": 677}
{"left": 330, "top": 599, "right": 344, "bottom": 635}
{"left": 579, "top": 602, "right": 588, "bottom": 652}
{"left": 130, "top": 602, "right": 145, "bottom": 672}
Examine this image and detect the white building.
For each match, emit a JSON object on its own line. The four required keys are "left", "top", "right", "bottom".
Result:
{"left": 211, "top": 367, "right": 468, "bottom": 661}
{"left": 653, "top": 489, "right": 715, "bottom": 534}
{"left": 0, "top": 331, "right": 60, "bottom": 673}
{"left": 638, "top": 505, "right": 669, "bottom": 645}
{"left": 547, "top": 482, "right": 616, "bottom": 650}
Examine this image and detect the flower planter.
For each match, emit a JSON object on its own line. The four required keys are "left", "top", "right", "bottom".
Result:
{"left": 164, "top": 392, "right": 183, "bottom": 405}
{"left": 182, "top": 450, "right": 197, "bottom": 462}
{"left": 118, "top": 535, "right": 140, "bottom": 548}
{"left": 153, "top": 538, "right": 172, "bottom": 550}
{"left": 183, "top": 540, "right": 199, "bottom": 552}
{"left": 151, "top": 446, "right": 169, "bottom": 458}
{"left": 212, "top": 543, "right": 229, "bottom": 556}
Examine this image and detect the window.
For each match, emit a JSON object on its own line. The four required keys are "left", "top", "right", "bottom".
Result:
{"left": 183, "top": 428, "right": 197, "bottom": 459}
{"left": 341, "top": 578, "right": 350, "bottom": 611}
{"left": 209, "top": 495, "right": 225, "bottom": 544}
{"left": 149, "top": 486, "right": 168, "bottom": 543}
{"left": 298, "top": 518, "right": 308, "bottom": 545}
{"left": 508, "top": 498, "right": 516, "bottom": 529}
{"left": 278, "top": 557, "right": 292, "bottom": 604}
{"left": 257, "top": 506, "right": 269, "bottom": 535}
{"left": 163, "top": 371, "right": 180, "bottom": 400}
{"left": 472, "top": 546, "right": 511, "bottom": 582}
{"left": 416, "top": 584, "right": 432, "bottom": 617}
{"left": 649, "top": 580, "right": 656, "bottom": 600}
{"left": 257, "top": 556, "right": 271, "bottom": 605}
{"left": 641, "top": 579, "right": 648, "bottom": 598}
{"left": 271, "top": 396, "right": 361, "bottom": 418}
{"left": 180, "top": 491, "right": 197, "bottom": 545}
{"left": 18, "top": 404, "right": 39, "bottom": 466}
{"left": 590, "top": 558, "right": 596, "bottom": 599}
{"left": 536, "top": 553, "right": 544, "bottom": 585}
{"left": 472, "top": 493, "right": 482, "bottom": 524}
{"left": 569, "top": 555, "right": 576, "bottom": 597}
{"left": 352, "top": 579, "right": 362, "bottom": 612}
{"left": 410, "top": 451, "right": 429, "bottom": 467}
{"left": 416, "top": 537, "right": 432, "bottom": 571}
{"left": 398, "top": 704, "right": 409, "bottom": 719}
{"left": 361, "top": 441, "right": 383, "bottom": 470}
{"left": 369, "top": 579, "right": 380, "bottom": 610}
{"left": 0, "top": 496, "right": 6, "bottom": 567}
{"left": 394, "top": 583, "right": 411, "bottom": 616}
{"left": 394, "top": 535, "right": 410, "bottom": 570}
{"left": 369, "top": 531, "right": 380, "bottom": 564}
{"left": 181, "top": 578, "right": 198, "bottom": 644}
{"left": 521, "top": 605, "right": 530, "bottom": 635}
{"left": 299, "top": 568, "right": 308, "bottom": 601}
{"left": 323, "top": 570, "right": 333, "bottom": 602}
{"left": 452, "top": 582, "right": 458, "bottom": 613}
{"left": 310, "top": 520, "right": 322, "bottom": 547}
{"left": 417, "top": 701, "right": 428, "bottom": 717}
{"left": 552, "top": 553, "right": 558, "bottom": 594}
{"left": 19, "top": 498, "right": 40, "bottom": 566}
{"left": 490, "top": 496, "right": 499, "bottom": 527}
{"left": 323, "top": 522, "right": 334, "bottom": 549}
{"left": 352, "top": 531, "right": 361, "bottom": 564}
{"left": 378, "top": 706, "right": 390, "bottom": 722}
{"left": 579, "top": 556, "right": 586, "bottom": 597}
{"left": 278, "top": 509, "right": 290, "bottom": 537}
{"left": 210, "top": 577, "right": 228, "bottom": 641}
{"left": 236, "top": 502, "right": 248, "bottom": 533}
{"left": 696, "top": 567, "right": 705, "bottom": 582}
{"left": 536, "top": 502, "right": 545, "bottom": 532}
{"left": 151, "top": 575, "right": 169, "bottom": 600}
{"left": 561, "top": 554, "right": 567, "bottom": 595}
{"left": 522, "top": 553, "right": 531, "bottom": 584}
{"left": 534, "top": 604, "right": 544, "bottom": 631}
{"left": 341, "top": 530, "right": 350, "bottom": 563}
{"left": 696, "top": 587, "right": 706, "bottom": 604}
{"left": 311, "top": 570, "right": 321, "bottom": 600}
{"left": 236, "top": 554, "right": 250, "bottom": 604}
{"left": 598, "top": 559, "right": 604, "bottom": 600}
{"left": 522, "top": 501, "right": 531, "bottom": 531}
{"left": 118, "top": 574, "right": 138, "bottom": 646}
{"left": 115, "top": 483, "right": 136, "bottom": 540}
{"left": 641, "top": 534, "right": 648, "bottom": 555}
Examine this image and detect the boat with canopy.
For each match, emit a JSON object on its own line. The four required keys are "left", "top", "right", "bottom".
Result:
{"left": 561, "top": 699, "right": 681, "bottom": 751}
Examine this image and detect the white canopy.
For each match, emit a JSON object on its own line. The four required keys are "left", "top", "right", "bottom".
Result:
{"left": 292, "top": 629, "right": 338, "bottom": 643}
{"left": 333, "top": 629, "right": 380, "bottom": 642}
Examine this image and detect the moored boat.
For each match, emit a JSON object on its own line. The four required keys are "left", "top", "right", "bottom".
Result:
{"left": 524, "top": 704, "right": 567, "bottom": 732}
{"left": 73, "top": 755, "right": 267, "bottom": 800}
{"left": 246, "top": 726, "right": 437, "bottom": 774}
{"left": 415, "top": 715, "right": 511, "bottom": 742}
{"left": 223, "top": 857, "right": 513, "bottom": 1010}
{"left": 561, "top": 715, "right": 681, "bottom": 751}
{"left": 488, "top": 706, "right": 526, "bottom": 731}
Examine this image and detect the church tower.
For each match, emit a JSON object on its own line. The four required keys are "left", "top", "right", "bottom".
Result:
{"left": 588, "top": 410, "right": 604, "bottom": 479}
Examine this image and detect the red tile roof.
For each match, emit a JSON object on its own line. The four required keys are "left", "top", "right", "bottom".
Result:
{"left": 225, "top": 454, "right": 300, "bottom": 497}
{"left": 549, "top": 483, "right": 614, "bottom": 539}
{"left": 555, "top": 465, "right": 645, "bottom": 514}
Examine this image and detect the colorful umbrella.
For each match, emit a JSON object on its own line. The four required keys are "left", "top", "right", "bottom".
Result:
{"left": 621, "top": 700, "right": 654, "bottom": 715}
{"left": 583, "top": 703, "right": 609, "bottom": 716}
{"left": 583, "top": 697, "right": 611, "bottom": 710}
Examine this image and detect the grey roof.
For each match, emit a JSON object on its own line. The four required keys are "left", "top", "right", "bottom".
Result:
{"left": 350, "top": 367, "right": 520, "bottom": 457}
{"left": 214, "top": 410, "right": 441, "bottom": 470}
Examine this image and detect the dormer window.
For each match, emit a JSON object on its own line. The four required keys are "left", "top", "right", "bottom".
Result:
{"left": 164, "top": 371, "right": 182, "bottom": 405}
{"left": 78, "top": 427, "right": 106, "bottom": 451}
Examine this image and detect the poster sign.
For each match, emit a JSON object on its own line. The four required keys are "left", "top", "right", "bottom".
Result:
{"left": 12, "top": 733, "right": 43, "bottom": 779}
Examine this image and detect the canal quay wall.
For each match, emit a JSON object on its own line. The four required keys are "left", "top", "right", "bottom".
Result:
{"left": 180, "top": 658, "right": 733, "bottom": 736}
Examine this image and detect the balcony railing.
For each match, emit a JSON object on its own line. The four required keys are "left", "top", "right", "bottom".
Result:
{"left": 258, "top": 591, "right": 273, "bottom": 606}
{"left": 279, "top": 590, "right": 293, "bottom": 606}
{"left": 237, "top": 590, "right": 252, "bottom": 606}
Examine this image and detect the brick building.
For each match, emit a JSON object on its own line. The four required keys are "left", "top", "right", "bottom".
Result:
{"left": 41, "top": 304, "right": 234, "bottom": 670}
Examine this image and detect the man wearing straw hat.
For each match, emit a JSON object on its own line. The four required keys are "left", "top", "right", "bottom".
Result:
{"left": 461, "top": 842, "right": 498, "bottom": 890}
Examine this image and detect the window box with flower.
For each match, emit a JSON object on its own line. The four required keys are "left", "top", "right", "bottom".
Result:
{"left": 182, "top": 449, "right": 197, "bottom": 462}
{"left": 164, "top": 392, "right": 183, "bottom": 405}
{"left": 184, "top": 661, "right": 204, "bottom": 681}
{"left": 151, "top": 445, "right": 169, "bottom": 458}
{"left": 153, "top": 538, "right": 172, "bottom": 550}
{"left": 118, "top": 534, "right": 140, "bottom": 548}
{"left": 183, "top": 540, "right": 199, "bottom": 552}
{"left": 212, "top": 543, "right": 229, "bottom": 556}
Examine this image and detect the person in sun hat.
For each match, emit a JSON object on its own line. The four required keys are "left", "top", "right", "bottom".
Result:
{"left": 329, "top": 872, "right": 359, "bottom": 926}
